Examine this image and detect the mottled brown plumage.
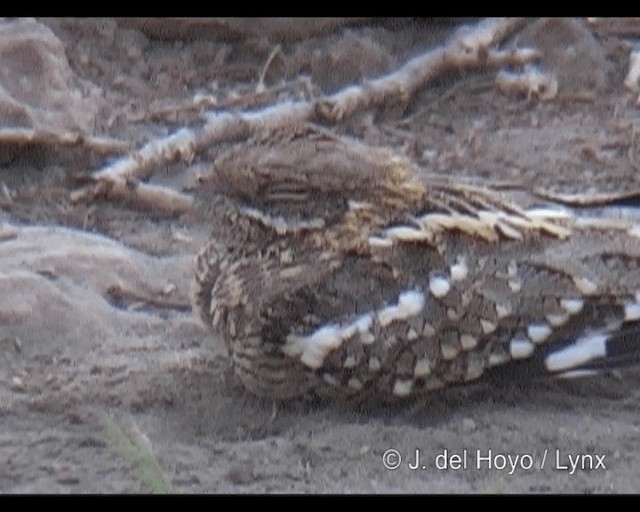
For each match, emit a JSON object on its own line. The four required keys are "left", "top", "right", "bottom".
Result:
{"left": 194, "top": 125, "right": 640, "bottom": 400}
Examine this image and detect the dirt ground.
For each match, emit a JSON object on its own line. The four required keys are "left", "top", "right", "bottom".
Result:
{"left": 2, "top": 17, "right": 640, "bottom": 493}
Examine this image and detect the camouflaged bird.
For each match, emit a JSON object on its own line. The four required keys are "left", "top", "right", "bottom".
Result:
{"left": 194, "top": 124, "right": 640, "bottom": 400}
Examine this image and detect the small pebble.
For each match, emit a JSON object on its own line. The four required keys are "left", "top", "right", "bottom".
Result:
{"left": 10, "top": 376, "right": 24, "bottom": 391}
{"left": 462, "top": 418, "right": 476, "bottom": 432}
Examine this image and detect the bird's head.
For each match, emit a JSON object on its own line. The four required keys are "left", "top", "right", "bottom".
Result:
{"left": 197, "top": 125, "right": 428, "bottom": 253}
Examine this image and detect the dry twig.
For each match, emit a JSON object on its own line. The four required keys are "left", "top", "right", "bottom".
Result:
{"left": 69, "top": 178, "right": 194, "bottom": 217}
{"left": 0, "top": 128, "right": 130, "bottom": 155}
{"left": 587, "top": 17, "right": 640, "bottom": 37}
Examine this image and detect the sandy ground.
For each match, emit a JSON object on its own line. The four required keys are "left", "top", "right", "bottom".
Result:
{"left": 1, "top": 17, "right": 640, "bottom": 493}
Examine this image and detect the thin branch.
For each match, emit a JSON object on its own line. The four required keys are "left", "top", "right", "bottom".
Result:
{"left": 316, "top": 18, "right": 531, "bottom": 121}
{"left": 106, "top": 284, "right": 191, "bottom": 311}
{"left": 0, "top": 128, "right": 130, "bottom": 155}
{"left": 533, "top": 188, "right": 640, "bottom": 206}
{"left": 70, "top": 179, "right": 193, "bottom": 216}
{"left": 587, "top": 17, "right": 640, "bottom": 37}
{"left": 256, "top": 44, "right": 282, "bottom": 93}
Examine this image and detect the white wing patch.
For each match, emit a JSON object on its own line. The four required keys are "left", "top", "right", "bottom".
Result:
{"left": 428, "top": 275, "right": 451, "bottom": 298}
{"left": 377, "top": 290, "right": 426, "bottom": 327}
{"left": 560, "top": 298, "right": 584, "bottom": 315}
{"left": 544, "top": 332, "right": 608, "bottom": 372}
{"left": 527, "top": 323, "right": 553, "bottom": 344}
{"left": 285, "top": 290, "right": 425, "bottom": 369}
{"left": 284, "top": 325, "right": 344, "bottom": 369}
{"left": 509, "top": 336, "right": 535, "bottom": 359}
{"left": 449, "top": 257, "right": 469, "bottom": 282}
{"left": 624, "top": 300, "right": 640, "bottom": 321}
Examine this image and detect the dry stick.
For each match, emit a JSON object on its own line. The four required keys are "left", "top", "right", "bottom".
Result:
{"left": 587, "top": 17, "right": 640, "bottom": 37}
{"left": 144, "top": 76, "right": 311, "bottom": 121}
{"left": 256, "top": 44, "right": 282, "bottom": 93}
{"left": 69, "top": 178, "right": 194, "bottom": 216}
{"left": 533, "top": 188, "right": 640, "bottom": 206}
{"left": 106, "top": 284, "right": 191, "bottom": 311}
{"left": 0, "top": 128, "right": 130, "bottom": 155}
{"left": 73, "top": 17, "right": 532, "bottom": 215}
{"left": 316, "top": 17, "right": 530, "bottom": 121}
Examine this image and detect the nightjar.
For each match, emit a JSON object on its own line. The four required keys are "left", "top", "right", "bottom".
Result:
{"left": 194, "top": 125, "right": 640, "bottom": 400}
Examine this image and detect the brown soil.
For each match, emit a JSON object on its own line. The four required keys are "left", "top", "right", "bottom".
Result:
{"left": 1, "top": 17, "right": 640, "bottom": 493}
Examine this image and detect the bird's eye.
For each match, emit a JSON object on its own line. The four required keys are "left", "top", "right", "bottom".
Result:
{"left": 234, "top": 188, "right": 350, "bottom": 235}
{"left": 261, "top": 189, "right": 348, "bottom": 222}
{"left": 263, "top": 183, "right": 309, "bottom": 204}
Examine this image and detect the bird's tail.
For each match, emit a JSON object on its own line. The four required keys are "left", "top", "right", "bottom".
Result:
{"left": 489, "top": 324, "right": 640, "bottom": 383}
{"left": 489, "top": 196, "right": 640, "bottom": 383}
